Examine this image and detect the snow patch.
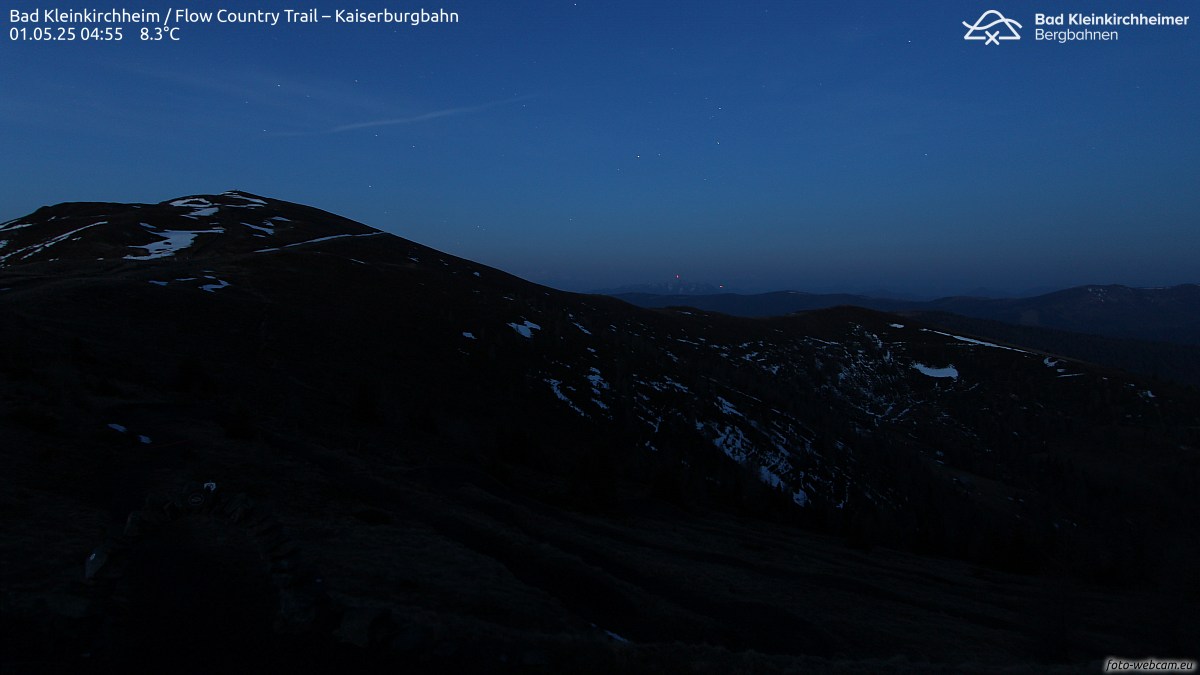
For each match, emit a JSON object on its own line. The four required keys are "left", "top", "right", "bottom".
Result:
{"left": 758, "top": 466, "right": 785, "bottom": 489}
{"left": 1, "top": 221, "right": 108, "bottom": 264}
{"left": 586, "top": 367, "right": 610, "bottom": 410}
{"left": 604, "top": 630, "right": 630, "bottom": 644}
{"left": 698, "top": 422, "right": 752, "bottom": 464}
{"left": 586, "top": 367, "right": 609, "bottom": 391}
{"left": 545, "top": 378, "right": 588, "bottom": 417}
{"left": 912, "top": 363, "right": 959, "bottom": 379}
{"left": 170, "top": 198, "right": 221, "bottom": 219}
{"left": 222, "top": 192, "right": 267, "bottom": 206}
{"left": 242, "top": 222, "right": 274, "bottom": 235}
{"left": 126, "top": 228, "right": 223, "bottom": 260}
{"left": 923, "top": 329, "right": 1030, "bottom": 354}
{"left": 661, "top": 377, "right": 689, "bottom": 393}
{"left": 104, "top": 424, "right": 155, "bottom": 447}
{"left": 255, "top": 231, "right": 381, "bottom": 253}
{"left": 716, "top": 396, "right": 743, "bottom": 417}
{"left": 199, "top": 277, "right": 230, "bottom": 292}
{"left": 507, "top": 320, "right": 542, "bottom": 339}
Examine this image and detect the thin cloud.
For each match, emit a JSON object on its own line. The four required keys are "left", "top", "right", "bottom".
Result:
{"left": 331, "top": 95, "right": 534, "bottom": 133}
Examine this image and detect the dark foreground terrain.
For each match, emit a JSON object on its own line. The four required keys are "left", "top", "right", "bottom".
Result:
{"left": 2, "top": 193, "right": 1197, "bottom": 672}
{"left": 4, "top": 449, "right": 1192, "bottom": 673}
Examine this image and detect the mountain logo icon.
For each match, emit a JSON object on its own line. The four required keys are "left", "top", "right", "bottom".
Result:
{"left": 963, "top": 10, "right": 1022, "bottom": 45}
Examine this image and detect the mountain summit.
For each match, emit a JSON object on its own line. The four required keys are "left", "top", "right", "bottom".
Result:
{"left": 0, "top": 191, "right": 379, "bottom": 267}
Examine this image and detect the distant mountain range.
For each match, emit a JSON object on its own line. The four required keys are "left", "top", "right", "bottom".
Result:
{"left": 2, "top": 192, "right": 1196, "bottom": 671}
{"left": 593, "top": 280, "right": 730, "bottom": 296}
{"left": 612, "top": 284, "right": 1200, "bottom": 346}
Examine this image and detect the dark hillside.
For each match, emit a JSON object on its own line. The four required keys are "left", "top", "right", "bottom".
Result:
{"left": 2, "top": 193, "right": 1197, "bottom": 671}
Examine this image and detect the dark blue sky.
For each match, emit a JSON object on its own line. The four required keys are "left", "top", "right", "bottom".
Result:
{"left": 2, "top": 1, "right": 1197, "bottom": 296}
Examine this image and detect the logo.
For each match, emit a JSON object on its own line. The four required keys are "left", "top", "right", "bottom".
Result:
{"left": 963, "top": 10, "right": 1022, "bottom": 45}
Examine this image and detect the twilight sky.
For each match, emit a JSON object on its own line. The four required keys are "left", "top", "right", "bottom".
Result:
{"left": 2, "top": 0, "right": 1197, "bottom": 296}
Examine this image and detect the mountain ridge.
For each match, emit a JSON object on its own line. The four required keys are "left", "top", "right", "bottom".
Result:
{"left": 612, "top": 283, "right": 1200, "bottom": 346}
